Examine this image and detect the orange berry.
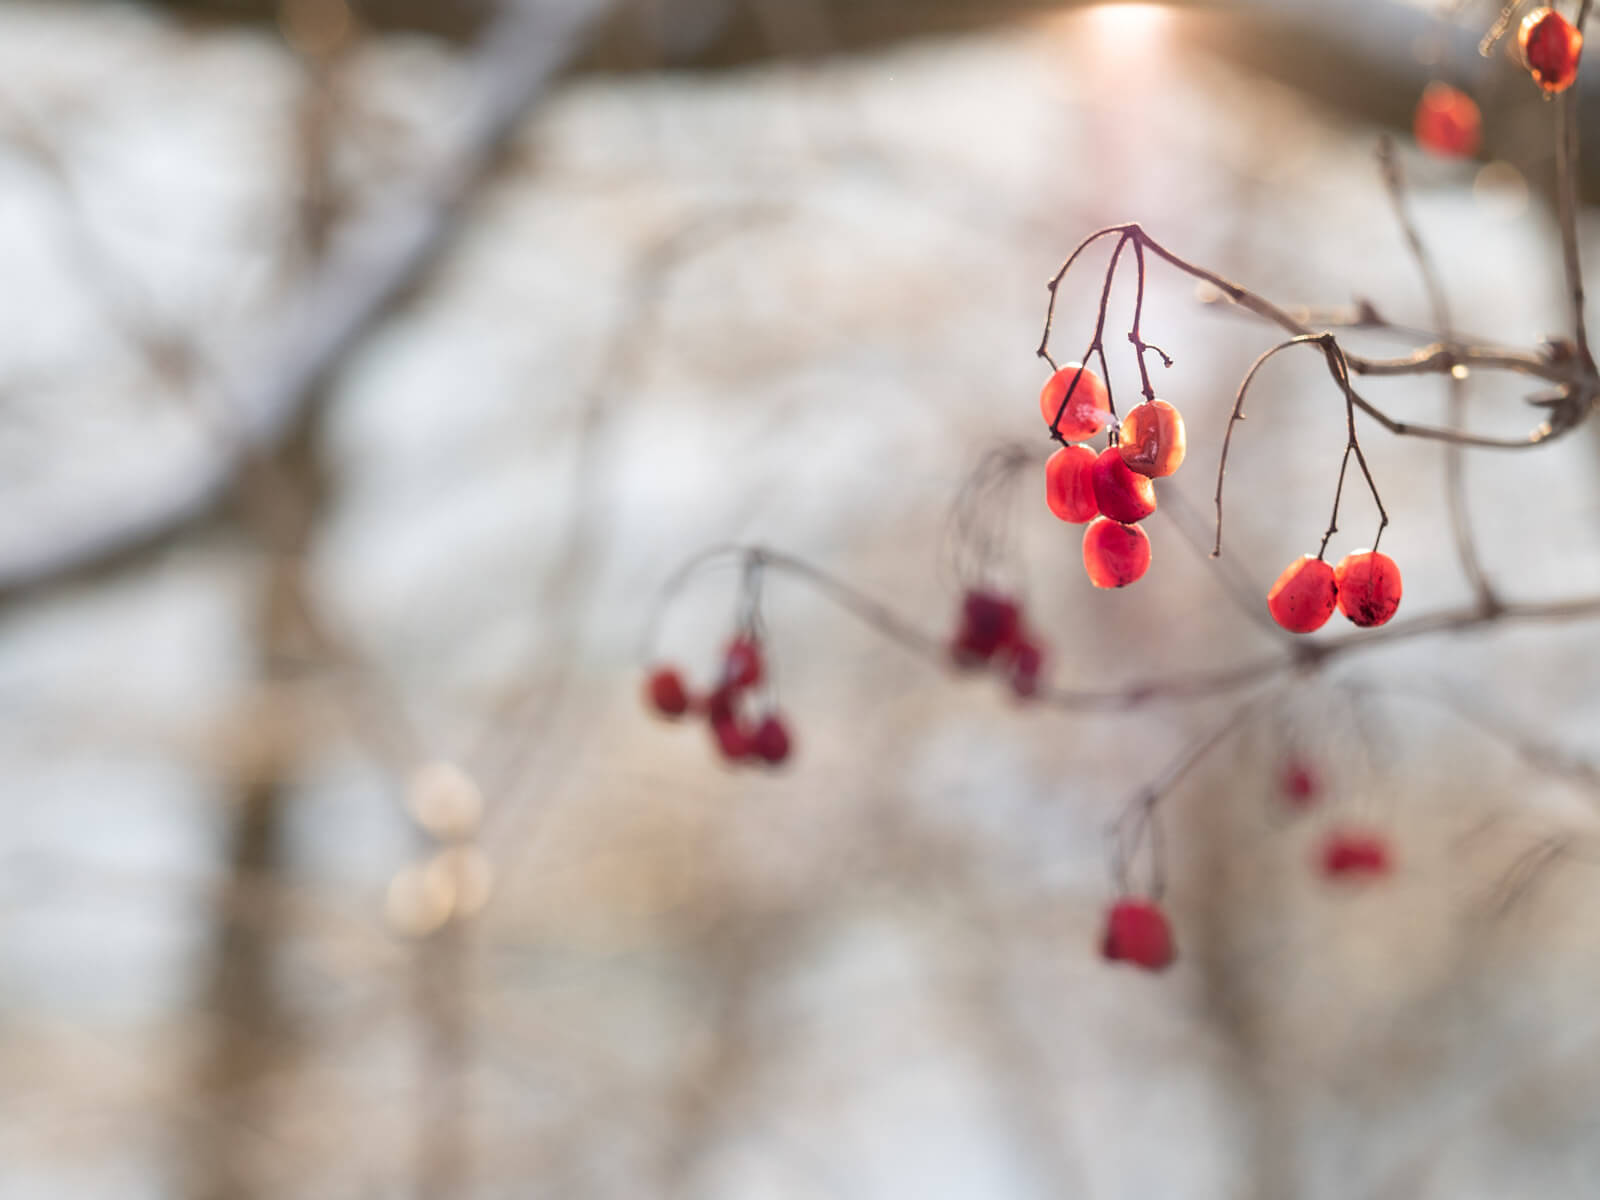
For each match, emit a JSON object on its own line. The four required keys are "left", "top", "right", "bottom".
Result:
{"left": 1333, "top": 550, "right": 1402, "bottom": 628}
{"left": 1044, "top": 444, "right": 1099, "bottom": 523}
{"left": 1266, "top": 555, "right": 1338, "bottom": 634}
{"left": 1117, "top": 399, "right": 1187, "bottom": 478}
{"left": 1090, "top": 446, "right": 1156, "bottom": 524}
{"left": 1082, "top": 517, "right": 1151, "bottom": 588}
{"left": 1413, "top": 82, "right": 1482, "bottom": 157}
{"left": 1520, "top": 7, "right": 1582, "bottom": 93}
{"left": 1039, "top": 364, "right": 1111, "bottom": 441}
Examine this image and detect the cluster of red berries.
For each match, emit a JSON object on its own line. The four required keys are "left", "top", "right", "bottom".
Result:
{"left": 1039, "top": 364, "right": 1186, "bottom": 589}
{"left": 645, "top": 635, "right": 793, "bottom": 767}
{"left": 948, "top": 589, "right": 1047, "bottom": 698}
{"left": 1413, "top": 81, "right": 1482, "bottom": 158}
{"left": 1277, "top": 758, "right": 1396, "bottom": 880}
{"left": 1266, "top": 549, "right": 1403, "bottom": 633}
{"left": 1521, "top": 6, "right": 1583, "bottom": 93}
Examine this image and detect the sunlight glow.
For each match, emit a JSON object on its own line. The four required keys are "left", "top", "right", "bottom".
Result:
{"left": 1082, "top": 3, "right": 1175, "bottom": 63}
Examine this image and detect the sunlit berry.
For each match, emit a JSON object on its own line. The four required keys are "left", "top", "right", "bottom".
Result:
{"left": 950, "top": 590, "right": 1022, "bottom": 665}
{"left": 1333, "top": 550, "right": 1402, "bottom": 628}
{"left": 1319, "top": 830, "right": 1393, "bottom": 880}
{"left": 1266, "top": 555, "right": 1338, "bottom": 634}
{"left": 1413, "top": 82, "right": 1482, "bottom": 157}
{"left": 1090, "top": 446, "right": 1157, "bottom": 524}
{"left": 752, "top": 713, "right": 792, "bottom": 765}
{"left": 645, "top": 666, "right": 690, "bottom": 717}
{"left": 1045, "top": 444, "right": 1099, "bottom": 524}
{"left": 1100, "top": 898, "right": 1175, "bottom": 970}
{"left": 1039, "top": 363, "right": 1112, "bottom": 441}
{"left": 1117, "top": 399, "right": 1187, "bottom": 478}
{"left": 1082, "top": 517, "right": 1151, "bottom": 589}
{"left": 723, "top": 635, "right": 762, "bottom": 689}
{"left": 1520, "top": 7, "right": 1582, "bottom": 93}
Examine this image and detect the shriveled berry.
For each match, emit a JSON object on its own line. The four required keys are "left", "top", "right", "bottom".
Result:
{"left": 1008, "top": 638, "right": 1046, "bottom": 699}
{"left": 751, "top": 713, "right": 791, "bottom": 765}
{"left": 1090, "top": 446, "right": 1157, "bottom": 524}
{"left": 645, "top": 666, "right": 690, "bottom": 717}
{"left": 1333, "top": 550, "right": 1402, "bottom": 628}
{"left": 1100, "top": 898, "right": 1175, "bottom": 970}
{"left": 1520, "top": 7, "right": 1582, "bottom": 93}
{"left": 1045, "top": 444, "right": 1099, "bottom": 524}
{"left": 1117, "top": 399, "right": 1187, "bottom": 478}
{"left": 1320, "top": 830, "right": 1393, "bottom": 880}
{"left": 1039, "top": 363, "right": 1112, "bottom": 442}
{"left": 1266, "top": 555, "right": 1338, "bottom": 634}
{"left": 723, "top": 635, "right": 763, "bottom": 689}
{"left": 1413, "top": 82, "right": 1481, "bottom": 158}
{"left": 1082, "top": 518, "right": 1151, "bottom": 589}
{"left": 950, "top": 590, "right": 1022, "bottom": 666}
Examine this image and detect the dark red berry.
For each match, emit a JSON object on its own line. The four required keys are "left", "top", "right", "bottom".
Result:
{"left": 711, "top": 712, "right": 751, "bottom": 762}
{"left": 752, "top": 714, "right": 792, "bottom": 765}
{"left": 1520, "top": 7, "right": 1582, "bottom": 94}
{"left": 1100, "top": 898, "right": 1175, "bottom": 971}
{"left": 1319, "top": 830, "right": 1393, "bottom": 880}
{"left": 950, "top": 590, "right": 1022, "bottom": 666}
{"left": 646, "top": 666, "right": 690, "bottom": 717}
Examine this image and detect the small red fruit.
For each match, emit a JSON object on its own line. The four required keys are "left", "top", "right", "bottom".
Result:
{"left": 1008, "top": 638, "right": 1046, "bottom": 699}
{"left": 723, "top": 635, "right": 763, "bottom": 689}
{"left": 752, "top": 713, "right": 792, "bottom": 765}
{"left": 646, "top": 666, "right": 690, "bottom": 717}
{"left": 1280, "top": 760, "right": 1320, "bottom": 809}
{"left": 950, "top": 590, "right": 1022, "bottom": 666}
{"left": 1333, "top": 550, "right": 1402, "bottom": 628}
{"left": 1100, "top": 898, "right": 1175, "bottom": 970}
{"left": 1319, "top": 830, "right": 1393, "bottom": 880}
{"left": 1520, "top": 7, "right": 1582, "bottom": 93}
{"left": 1045, "top": 444, "right": 1099, "bottom": 524}
{"left": 1090, "top": 446, "right": 1157, "bottom": 524}
{"left": 1413, "top": 82, "right": 1482, "bottom": 158}
{"left": 1266, "top": 555, "right": 1338, "bottom": 634}
{"left": 711, "top": 710, "right": 752, "bottom": 762}
{"left": 1117, "top": 399, "right": 1187, "bottom": 478}
{"left": 1039, "top": 364, "right": 1112, "bottom": 441}
{"left": 1082, "top": 517, "right": 1151, "bottom": 589}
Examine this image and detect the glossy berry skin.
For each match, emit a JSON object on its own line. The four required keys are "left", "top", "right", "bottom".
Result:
{"left": 1413, "top": 82, "right": 1481, "bottom": 158}
{"left": 1117, "top": 399, "right": 1187, "bottom": 478}
{"left": 1082, "top": 518, "right": 1151, "bottom": 589}
{"left": 723, "top": 635, "right": 763, "bottom": 689}
{"left": 1320, "top": 830, "right": 1393, "bottom": 880}
{"left": 1101, "top": 899, "right": 1175, "bottom": 971}
{"left": 1520, "top": 8, "right": 1582, "bottom": 93}
{"left": 1039, "top": 364, "right": 1112, "bottom": 442}
{"left": 1266, "top": 555, "right": 1338, "bottom": 634}
{"left": 1045, "top": 445, "right": 1099, "bottom": 524}
{"left": 646, "top": 666, "right": 690, "bottom": 717}
{"left": 1333, "top": 550, "right": 1402, "bottom": 628}
{"left": 950, "top": 590, "right": 1022, "bottom": 666}
{"left": 1090, "top": 446, "right": 1157, "bottom": 524}
{"left": 1008, "top": 638, "right": 1045, "bottom": 699}
{"left": 752, "top": 714, "right": 792, "bottom": 765}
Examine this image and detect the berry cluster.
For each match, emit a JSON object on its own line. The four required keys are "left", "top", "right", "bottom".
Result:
{"left": 1266, "top": 548, "right": 1403, "bottom": 634}
{"left": 1040, "top": 364, "right": 1186, "bottom": 589}
{"left": 645, "top": 634, "right": 793, "bottom": 768}
{"left": 948, "top": 589, "right": 1048, "bottom": 698}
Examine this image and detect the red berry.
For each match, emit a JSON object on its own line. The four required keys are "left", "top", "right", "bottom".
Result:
{"left": 1520, "top": 7, "right": 1582, "bottom": 93}
{"left": 1082, "top": 517, "right": 1151, "bottom": 589}
{"left": 1266, "top": 555, "right": 1338, "bottom": 634}
{"left": 1413, "top": 82, "right": 1481, "bottom": 158}
{"left": 1044, "top": 444, "right": 1099, "bottom": 524}
{"left": 711, "top": 710, "right": 752, "bottom": 762}
{"left": 645, "top": 666, "right": 690, "bottom": 717}
{"left": 1332, "top": 550, "right": 1402, "bottom": 628}
{"left": 1039, "top": 364, "right": 1112, "bottom": 442}
{"left": 751, "top": 713, "right": 792, "bottom": 765}
{"left": 1280, "top": 760, "right": 1320, "bottom": 809}
{"left": 1008, "top": 638, "right": 1046, "bottom": 699}
{"left": 1100, "top": 898, "right": 1175, "bottom": 970}
{"left": 723, "top": 635, "right": 763, "bottom": 689}
{"left": 1117, "top": 399, "right": 1187, "bottom": 478}
{"left": 950, "top": 590, "right": 1022, "bottom": 665}
{"left": 1319, "top": 830, "right": 1393, "bottom": 880}
{"left": 1090, "top": 446, "right": 1157, "bottom": 524}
